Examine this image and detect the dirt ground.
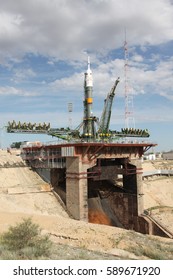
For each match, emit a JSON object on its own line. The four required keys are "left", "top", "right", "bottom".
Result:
{"left": 142, "top": 160, "right": 173, "bottom": 233}
{"left": 0, "top": 150, "right": 173, "bottom": 259}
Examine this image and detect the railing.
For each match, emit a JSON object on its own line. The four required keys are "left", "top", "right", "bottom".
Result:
{"left": 142, "top": 213, "right": 173, "bottom": 238}
{"left": 21, "top": 138, "right": 157, "bottom": 148}
{"left": 143, "top": 169, "right": 173, "bottom": 177}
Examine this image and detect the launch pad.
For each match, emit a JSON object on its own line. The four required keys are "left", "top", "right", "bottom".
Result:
{"left": 7, "top": 58, "right": 160, "bottom": 236}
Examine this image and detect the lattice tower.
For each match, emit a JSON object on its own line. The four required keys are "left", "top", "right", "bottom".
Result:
{"left": 124, "top": 39, "right": 135, "bottom": 129}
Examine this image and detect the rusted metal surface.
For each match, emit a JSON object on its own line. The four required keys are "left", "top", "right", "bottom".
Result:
{"left": 22, "top": 142, "right": 156, "bottom": 156}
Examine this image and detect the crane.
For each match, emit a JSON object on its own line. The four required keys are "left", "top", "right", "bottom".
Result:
{"left": 98, "top": 77, "right": 120, "bottom": 135}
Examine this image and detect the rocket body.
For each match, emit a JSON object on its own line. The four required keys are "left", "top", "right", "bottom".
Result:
{"left": 84, "top": 57, "right": 93, "bottom": 120}
{"left": 83, "top": 57, "right": 95, "bottom": 138}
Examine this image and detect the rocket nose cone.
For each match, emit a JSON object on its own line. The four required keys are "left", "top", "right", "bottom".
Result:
{"left": 87, "top": 56, "right": 92, "bottom": 74}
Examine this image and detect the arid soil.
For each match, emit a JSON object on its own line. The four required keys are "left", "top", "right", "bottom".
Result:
{"left": 0, "top": 149, "right": 173, "bottom": 259}
{"left": 142, "top": 160, "right": 173, "bottom": 233}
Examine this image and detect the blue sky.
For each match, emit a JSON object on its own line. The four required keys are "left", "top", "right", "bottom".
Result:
{"left": 0, "top": 0, "right": 173, "bottom": 152}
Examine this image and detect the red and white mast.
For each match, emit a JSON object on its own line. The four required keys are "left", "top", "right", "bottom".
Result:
{"left": 124, "top": 34, "right": 135, "bottom": 129}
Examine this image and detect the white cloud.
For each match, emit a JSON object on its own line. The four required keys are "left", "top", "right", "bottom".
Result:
{"left": 11, "top": 67, "right": 36, "bottom": 83}
{"left": 129, "top": 57, "right": 173, "bottom": 98}
{"left": 131, "top": 54, "right": 144, "bottom": 63}
{"left": 0, "top": 0, "right": 173, "bottom": 63}
{"left": 0, "top": 12, "right": 23, "bottom": 39}
{"left": 47, "top": 60, "right": 54, "bottom": 66}
{"left": 51, "top": 72, "right": 83, "bottom": 93}
{"left": 0, "top": 86, "right": 39, "bottom": 96}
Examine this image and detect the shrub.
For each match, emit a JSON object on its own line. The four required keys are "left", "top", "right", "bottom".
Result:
{"left": 0, "top": 218, "right": 52, "bottom": 259}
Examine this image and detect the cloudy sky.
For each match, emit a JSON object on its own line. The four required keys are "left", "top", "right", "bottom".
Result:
{"left": 0, "top": 0, "right": 173, "bottom": 152}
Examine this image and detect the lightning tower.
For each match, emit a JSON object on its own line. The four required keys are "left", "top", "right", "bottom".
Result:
{"left": 68, "top": 102, "right": 73, "bottom": 129}
{"left": 124, "top": 35, "right": 135, "bottom": 129}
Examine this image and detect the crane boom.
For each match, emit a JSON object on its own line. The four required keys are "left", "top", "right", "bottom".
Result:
{"left": 98, "top": 77, "right": 120, "bottom": 134}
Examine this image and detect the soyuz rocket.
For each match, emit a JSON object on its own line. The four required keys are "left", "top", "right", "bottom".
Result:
{"left": 83, "top": 57, "right": 96, "bottom": 139}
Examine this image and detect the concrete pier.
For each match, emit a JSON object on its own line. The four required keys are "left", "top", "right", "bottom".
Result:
{"left": 66, "top": 157, "right": 89, "bottom": 221}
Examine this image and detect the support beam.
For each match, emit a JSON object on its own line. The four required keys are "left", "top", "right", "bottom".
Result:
{"left": 130, "top": 159, "right": 143, "bottom": 215}
{"left": 66, "top": 157, "right": 88, "bottom": 221}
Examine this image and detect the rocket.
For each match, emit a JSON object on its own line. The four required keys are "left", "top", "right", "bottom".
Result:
{"left": 84, "top": 56, "right": 93, "bottom": 121}
{"left": 83, "top": 57, "right": 95, "bottom": 138}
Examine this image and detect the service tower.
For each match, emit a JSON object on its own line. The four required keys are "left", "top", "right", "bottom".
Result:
{"left": 83, "top": 57, "right": 96, "bottom": 139}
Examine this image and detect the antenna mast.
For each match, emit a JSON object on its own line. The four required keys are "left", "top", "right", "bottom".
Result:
{"left": 68, "top": 102, "right": 73, "bottom": 129}
{"left": 124, "top": 32, "right": 135, "bottom": 129}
